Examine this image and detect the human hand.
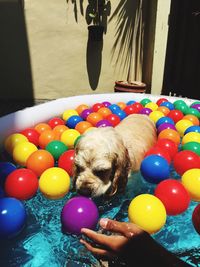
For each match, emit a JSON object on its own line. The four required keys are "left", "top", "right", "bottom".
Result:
{"left": 80, "top": 218, "right": 144, "bottom": 259}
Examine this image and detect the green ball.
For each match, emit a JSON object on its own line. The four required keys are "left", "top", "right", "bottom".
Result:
{"left": 140, "top": 98, "right": 151, "bottom": 106}
{"left": 190, "top": 101, "right": 200, "bottom": 107}
{"left": 175, "top": 103, "right": 189, "bottom": 114}
{"left": 74, "top": 135, "right": 82, "bottom": 147}
{"left": 46, "top": 140, "right": 68, "bottom": 161}
{"left": 173, "top": 99, "right": 187, "bottom": 108}
{"left": 182, "top": 142, "right": 200, "bottom": 156}
{"left": 185, "top": 107, "right": 200, "bottom": 118}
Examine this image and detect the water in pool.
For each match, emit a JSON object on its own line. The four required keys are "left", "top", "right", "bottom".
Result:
{"left": 0, "top": 168, "right": 199, "bottom": 267}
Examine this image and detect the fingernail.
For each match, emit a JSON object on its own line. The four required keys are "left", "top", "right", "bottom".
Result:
{"left": 100, "top": 218, "right": 109, "bottom": 228}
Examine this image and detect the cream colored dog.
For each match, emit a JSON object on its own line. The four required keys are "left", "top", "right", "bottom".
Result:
{"left": 73, "top": 114, "right": 157, "bottom": 198}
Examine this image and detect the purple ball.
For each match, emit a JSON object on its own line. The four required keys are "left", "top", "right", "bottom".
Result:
{"left": 139, "top": 108, "right": 152, "bottom": 115}
{"left": 102, "top": 101, "right": 111, "bottom": 107}
{"left": 191, "top": 104, "right": 200, "bottom": 112}
{"left": 96, "top": 119, "right": 112, "bottom": 128}
{"left": 80, "top": 109, "right": 92, "bottom": 120}
{"left": 61, "top": 196, "right": 99, "bottom": 235}
{"left": 157, "top": 122, "right": 176, "bottom": 134}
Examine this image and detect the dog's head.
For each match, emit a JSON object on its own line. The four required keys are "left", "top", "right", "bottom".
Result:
{"left": 73, "top": 127, "right": 131, "bottom": 198}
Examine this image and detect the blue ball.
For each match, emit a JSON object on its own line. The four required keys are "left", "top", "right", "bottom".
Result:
{"left": 0, "top": 187, "right": 4, "bottom": 198}
{"left": 140, "top": 155, "right": 170, "bottom": 184}
{"left": 0, "top": 162, "right": 16, "bottom": 187}
{"left": 108, "top": 104, "right": 121, "bottom": 113}
{"left": 156, "top": 116, "right": 175, "bottom": 128}
{"left": 114, "top": 110, "right": 127, "bottom": 120}
{"left": 184, "top": 125, "right": 200, "bottom": 135}
{"left": 160, "top": 101, "right": 174, "bottom": 110}
{"left": 0, "top": 197, "right": 26, "bottom": 238}
{"left": 66, "top": 115, "right": 83, "bottom": 128}
{"left": 126, "top": 100, "right": 136, "bottom": 105}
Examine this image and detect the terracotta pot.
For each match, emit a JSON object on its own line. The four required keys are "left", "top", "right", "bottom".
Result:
{"left": 114, "top": 81, "right": 146, "bottom": 93}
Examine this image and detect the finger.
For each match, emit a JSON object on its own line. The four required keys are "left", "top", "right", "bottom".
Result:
{"left": 80, "top": 238, "right": 115, "bottom": 259}
{"left": 100, "top": 218, "right": 143, "bottom": 238}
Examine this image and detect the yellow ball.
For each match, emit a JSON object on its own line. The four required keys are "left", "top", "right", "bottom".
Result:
{"left": 145, "top": 102, "right": 158, "bottom": 111}
{"left": 61, "top": 129, "right": 80, "bottom": 148}
{"left": 175, "top": 119, "right": 193, "bottom": 137}
{"left": 182, "top": 169, "right": 200, "bottom": 201}
{"left": 149, "top": 111, "right": 164, "bottom": 123}
{"left": 4, "top": 133, "right": 28, "bottom": 154}
{"left": 39, "top": 167, "right": 70, "bottom": 199}
{"left": 128, "top": 194, "right": 166, "bottom": 234}
{"left": 62, "top": 109, "right": 78, "bottom": 121}
{"left": 13, "top": 141, "right": 38, "bottom": 166}
{"left": 182, "top": 132, "right": 200, "bottom": 145}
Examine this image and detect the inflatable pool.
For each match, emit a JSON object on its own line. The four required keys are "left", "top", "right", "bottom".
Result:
{"left": 0, "top": 93, "right": 200, "bottom": 267}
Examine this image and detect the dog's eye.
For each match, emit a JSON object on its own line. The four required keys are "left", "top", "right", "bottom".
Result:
{"left": 93, "top": 169, "right": 110, "bottom": 177}
{"left": 75, "top": 164, "right": 84, "bottom": 173}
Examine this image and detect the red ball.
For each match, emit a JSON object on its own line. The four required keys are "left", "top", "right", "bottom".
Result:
{"left": 132, "top": 102, "right": 143, "bottom": 113}
{"left": 173, "top": 150, "right": 200, "bottom": 176}
{"left": 145, "top": 146, "right": 171, "bottom": 164}
{"left": 48, "top": 117, "right": 65, "bottom": 128}
{"left": 92, "top": 103, "right": 104, "bottom": 112}
{"left": 20, "top": 128, "right": 40, "bottom": 146}
{"left": 5, "top": 168, "right": 38, "bottom": 200}
{"left": 155, "top": 179, "right": 190, "bottom": 215}
{"left": 156, "top": 138, "right": 178, "bottom": 159}
{"left": 58, "top": 149, "right": 75, "bottom": 177}
{"left": 106, "top": 114, "right": 120, "bottom": 127}
{"left": 192, "top": 204, "right": 200, "bottom": 234}
{"left": 168, "top": 110, "right": 184, "bottom": 123}
{"left": 156, "top": 98, "right": 169, "bottom": 106}
{"left": 124, "top": 105, "right": 139, "bottom": 115}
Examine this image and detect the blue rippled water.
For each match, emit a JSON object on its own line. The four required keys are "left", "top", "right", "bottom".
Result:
{"left": 0, "top": 170, "right": 200, "bottom": 267}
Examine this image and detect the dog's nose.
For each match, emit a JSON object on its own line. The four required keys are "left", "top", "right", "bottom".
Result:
{"left": 77, "top": 187, "right": 92, "bottom": 197}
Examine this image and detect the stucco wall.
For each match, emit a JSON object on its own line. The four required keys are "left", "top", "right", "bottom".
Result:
{"left": 25, "top": 0, "right": 127, "bottom": 99}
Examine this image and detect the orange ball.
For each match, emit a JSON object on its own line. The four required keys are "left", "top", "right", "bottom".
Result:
{"left": 76, "top": 104, "right": 90, "bottom": 115}
{"left": 183, "top": 115, "right": 199, "bottom": 126}
{"left": 97, "top": 107, "right": 112, "bottom": 118}
{"left": 87, "top": 112, "right": 103, "bottom": 126}
{"left": 157, "top": 106, "right": 170, "bottom": 116}
{"left": 38, "top": 130, "right": 56, "bottom": 149}
{"left": 75, "top": 121, "right": 93, "bottom": 134}
{"left": 158, "top": 129, "right": 181, "bottom": 145}
{"left": 34, "top": 123, "right": 52, "bottom": 134}
{"left": 117, "top": 102, "right": 126, "bottom": 110}
{"left": 27, "top": 149, "right": 55, "bottom": 177}
{"left": 53, "top": 125, "right": 69, "bottom": 140}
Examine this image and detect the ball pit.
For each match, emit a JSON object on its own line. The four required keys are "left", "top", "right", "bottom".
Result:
{"left": 0, "top": 93, "right": 200, "bottom": 266}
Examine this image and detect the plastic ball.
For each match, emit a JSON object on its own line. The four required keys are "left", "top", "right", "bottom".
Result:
{"left": 26, "top": 149, "right": 55, "bottom": 177}
{"left": 75, "top": 121, "right": 93, "bottom": 134}
{"left": 126, "top": 100, "right": 136, "bottom": 105}
{"left": 139, "top": 108, "right": 152, "bottom": 115}
{"left": 140, "top": 155, "right": 170, "bottom": 184}
{"left": 61, "top": 129, "right": 80, "bottom": 148}
{"left": 62, "top": 109, "right": 79, "bottom": 121}
{"left": 102, "top": 101, "right": 111, "bottom": 107}
{"left": 92, "top": 103, "right": 104, "bottom": 112}
{"left": 108, "top": 104, "right": 121, "bottom": 113}
{"left": 192, "top": 204, "right": 200, "bottom": 234}
{"left": 156, "top": 98, "right": 168, "bottom": 106}
{"left": 182, "top": 132, "right": 200, "bottom": 145}
{"left": 87, "top": 112, "right": 103, "bottom": 126}
{"left": 184, "top": 125, "right": 200, "bottom": 135}
{"left": 173, "top": 99, "right": 187, "bottom": 108}
{"left": 117, "top": 102, "right": 126, "bottom": 110}
{"left": 149, "top": 110, "right": 164, "bottom": 123}
{"left": 160, "top": 101, "right": 174, "bottom": 110}
{"left": 182, "top": 142, "right": 200, "bottom": 156}
{"left": 34, "top": 123, "right": 51, "bottom": 134}
{"left": 20, "top": 128, "right": 40, "bottom": 146}
{"left": 45, "top": 140, "right": 68, "bottom": 161}
{"left": 183, "top": 114, "right": 199, "bottom": 125}
{"left": 39, "top": 167, "right": 70, "bottom": 199}
{"left": 113, "top": 110, "right": 127, "bottom": 120}
{"left": 5, "top": 168, "right": 38, "bottom": 200}
{"left": 144, "top": 146, "right": 171, "bottom": 164}
{"left": 61, "top": 196, "right": 99, "bottom": 235}
{"left": 52, "top": 125, "right": 69, "bottom": 140}
{"left": 38, "top": 130, "right": 56, "bottom": 149}
{"left": 0, "top": 162, "right": 17, "bottom": 187}
{"left": 97, "top": 107, "right": 112, "bottom": 118}
{"left": 132, "top": 102, "right": 143, "bottom": 113}
{"left": 106, "top": 114, "right": 121, "bottom": 126}
{"left": 66, "top": 115, "right": 83, "bottom": 129}
{"left": 0, "top": 197, "right": 26, "bottom": 238}
{"left": 156, "top": 106, "right": 170, "bottom": 116}
{"left": 140, "top": 98, "right": 151, "bottom": 106}
{"left": 124, "top": 105, "right": 139, "bottom": 115}
{"left": 80, "top": 109, "right": 92, "bottom": 120}
{"left": 154, "top": 179, "right": 190, "bottom": 215}
{"left": 13, "top": 141, "right": 38, "bottom": 166}
{"left": 48, "top": 117, "right": 65, "bottom": 128}
{"left": 58, "top": 150, "right": 75, "bottom": 177}
{"left": 145, "top": 102, "right": 158, "bottom": 111}
{"left": 0, "top": 187, "right": 4, "bottom": 198}
{"left": 173, "top": 150, "right": 200, "bottom": 176}
{"left": 167, "top": 109, "right": 184, "bottom": 123}
{"left": 184, "top": 108, "right": 200, "bottom": 119}
{"left": 96, "top": 119, "right": 112, "bottom": 128}
{"left": 191, "top": 103, "right": 200, "bottom": 112}
{"left": 4, "top": 133, "right": 28, "bottom": 154}
{"left": 182, "top": 169, "right": 200, "bottom": 201}
{"left": 76, "top": 104, "right": 89, "bottom": 115}
{"left": 156, "top": 138, "right": 178, "bottom": 159}
{"left": 175, "top": 119, "right": 193, "bottom": 137}
{"left": 158, "top": 129, "right": 181, "bottom": 145}
{"left": 156, "top": 116, "right": 175, "bottom": 128}
{"left": 128, "top": 194, "right": 166, "bottom": 234}
{"left": 157, "top": 123, "right": 176, "bottom": 134}
{"left": 174, "top": 102, "right": 189, "bottom": 114}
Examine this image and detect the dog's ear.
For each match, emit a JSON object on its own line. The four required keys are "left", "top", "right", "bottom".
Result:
{"left": 108, "top": 148, "right": 131, "bottom": 196}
